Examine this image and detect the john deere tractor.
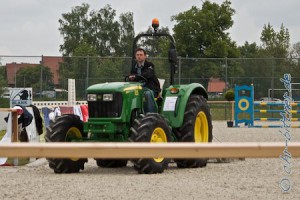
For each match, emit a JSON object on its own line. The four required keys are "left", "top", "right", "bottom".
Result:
{"left": 45, "top": 19, "right": 213, "bottom": 174}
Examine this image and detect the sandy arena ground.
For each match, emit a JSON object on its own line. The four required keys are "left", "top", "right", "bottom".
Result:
{"left": 0, "top": 121, "right": 299, "bottom": 200}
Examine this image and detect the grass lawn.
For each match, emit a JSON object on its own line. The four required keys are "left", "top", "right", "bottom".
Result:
{"left": 0, "top": 130, "right": 5, "bottom": 140}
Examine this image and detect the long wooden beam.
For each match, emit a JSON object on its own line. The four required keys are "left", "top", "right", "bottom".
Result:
{"left": 0, "top": 142, "right": 299, "bottom": 159}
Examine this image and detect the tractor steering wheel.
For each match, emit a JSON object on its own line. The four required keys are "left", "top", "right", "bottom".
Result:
{"left": 124, "top": 75, "right": 147, "bottom": 85}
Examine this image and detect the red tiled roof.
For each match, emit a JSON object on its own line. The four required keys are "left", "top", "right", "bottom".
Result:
{"left": 207, "top": 78, "right": 226, "bottom": 93}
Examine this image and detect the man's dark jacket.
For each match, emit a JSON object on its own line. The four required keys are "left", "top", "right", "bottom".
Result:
{"left": 130, "top": 60, "right": 161, "bottom": 96}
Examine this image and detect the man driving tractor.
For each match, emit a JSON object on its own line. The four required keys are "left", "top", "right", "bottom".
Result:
{"left": 129, "top": 47, "right": 161, "bottom": 113}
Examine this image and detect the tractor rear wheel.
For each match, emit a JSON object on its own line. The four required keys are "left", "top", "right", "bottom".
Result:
{"left": 129, "top": 113, "right": 171, "bottom": 174}
{"left": 45, "top": 114, "right": 87, "bottom": 173}
{"left": 174, "top": 95, "right": 213, "bottom": 168}
{"left": 96, "top": 159, "right": 127, "bottom": 168}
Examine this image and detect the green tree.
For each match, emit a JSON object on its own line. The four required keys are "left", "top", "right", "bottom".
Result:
{"left": 58, "top": 4, "right": 135, "bottom": 93}
{"left": 88, "top": 5, "right": 120, "bottom": 56}
{"left": 16, "top": 65, "right": 54, "bottom": 92}
{"left": 0, "top": 65, "right": 9, "bottom": 107}
{"left": 260, "top": 23, "right": 291, "bottom": 88}
{"left": 289, "top": 42, "right": 300, "bottom": 79}
{"left": 172, "top": 0, "right": 238, "bottom": 58}
{"left": 260, "top": 23, "right": 290, "bottom": 58}
{"left": 290, "top": 42, "right": 300, "bottom": 67}
{"left": 0, "top": 65, "right": 7, "bottom": 96}
{"left": 239, "top": 42, "right": 260, "bottom": 58}
{"left": 135, "top": 26, "right": 171, "bottom": 57}
{"left": 59, "top": 3, "right": 90, "bottom": 56}
{"left": 171, "top": 0, "right": 240, "bottom": 86}
{"left": 118, "top": 12, "right": 135, "bottom": 56}
{"left": 290, "top": 42, "right": 300, "bottom": 59}
{"left": 59, "top": 4, "right": 135, "bottom": 57}
{"left": 238, "top": 42, "right": 264, "bottom": 77}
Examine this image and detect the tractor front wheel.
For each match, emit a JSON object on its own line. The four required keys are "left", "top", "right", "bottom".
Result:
{"left": 129, "top": 113, "right": 171, "bottom": 174}
{"left": 45, "top": 114, "right": 87, "bottom": 173}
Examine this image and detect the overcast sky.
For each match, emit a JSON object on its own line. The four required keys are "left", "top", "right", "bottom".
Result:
{"left": 1, "top": 0, "right": 300, "bottom": 57}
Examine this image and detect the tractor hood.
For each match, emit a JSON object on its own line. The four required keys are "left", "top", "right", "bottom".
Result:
{"left": 87, "top": 82, "right": 143, "bottom": 93}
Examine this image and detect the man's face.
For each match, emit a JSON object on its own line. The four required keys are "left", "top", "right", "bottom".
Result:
{"left": 135, "top": 50, "right": 146, "bottom": 63}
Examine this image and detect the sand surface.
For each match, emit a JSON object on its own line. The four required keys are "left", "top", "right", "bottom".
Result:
{"left": 0, "top": 121, "right": 299, "bottom": 200}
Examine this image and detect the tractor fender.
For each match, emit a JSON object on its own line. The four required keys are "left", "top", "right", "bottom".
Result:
{"left": 160, "top": 83, "right": 208, "bottom": 128}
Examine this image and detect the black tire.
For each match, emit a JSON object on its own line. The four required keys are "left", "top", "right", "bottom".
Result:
{"left": 129, "top": 113, "right": 171, "bottom": 174}
{"left": 45, "top": 114, "right": 88, "bottom": 173}
{"left": 96, "top": 159, "right": 128, "bottom": 168}
{"left": 174, "top": 95, "right": 213, "bottom": 168}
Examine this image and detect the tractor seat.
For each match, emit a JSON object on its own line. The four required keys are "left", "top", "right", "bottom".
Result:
{"left": 155, "top": 78, "right": 165, "bottom": 100}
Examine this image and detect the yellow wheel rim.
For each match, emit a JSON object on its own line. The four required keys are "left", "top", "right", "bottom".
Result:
{"left": 66, "top": 127, "right": 82, "bottom": 161}
{"left": 151, "top": 127, "right": 167, "bottom": 163}
{"left": 194, "top": 111, "right": 209, "bottom": 143}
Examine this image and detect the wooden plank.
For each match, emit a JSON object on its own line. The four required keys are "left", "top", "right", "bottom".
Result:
{"left": 2, "top": 108, "right": 20, "bottom": 165}
{"left": 231, "top": 101, "right": 234, "bottom": 121}
{"left": 0, "top": 108, "right": 16, "bottom": 112}
{"left": 0, "top": 142, "right": 299, "bottom": 158}
{"left": 11, "top": 111, "right": 18, "bottom": 142}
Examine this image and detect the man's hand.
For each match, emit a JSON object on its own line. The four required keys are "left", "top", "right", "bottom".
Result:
{"left": 129, "top": 75, "right": 136, "bottom": 81}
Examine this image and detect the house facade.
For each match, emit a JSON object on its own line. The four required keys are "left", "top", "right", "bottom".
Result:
{"left": 5, "top": 56, "right": 62, "bottom": 88}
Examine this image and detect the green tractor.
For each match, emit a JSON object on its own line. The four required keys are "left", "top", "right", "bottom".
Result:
{"left": 45, "top": 19, "right": 213, "bottom": 174}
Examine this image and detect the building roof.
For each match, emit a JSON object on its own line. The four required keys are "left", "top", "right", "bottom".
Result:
{"left": 207, "top": 78, "right": 226, "bottom": 93}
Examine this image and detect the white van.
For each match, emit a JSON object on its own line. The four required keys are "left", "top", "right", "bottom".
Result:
{"left": 1, "top": 87, "right": 11, "bottom": 99}
{"left": 259, "top": 97, "right": 281, "bottom": 102}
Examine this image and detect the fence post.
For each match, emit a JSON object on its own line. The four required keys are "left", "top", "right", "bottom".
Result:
{"left": 178, "top": 56, "right": 181, "bottom": 84}
{"left": 231, "top": 101, "right": 234, "bottom": 122}
{"left": 11, "top": 111, "right": 18, "bottom": 142}
{"left": 225, "top": 57, "right": 228, "bottom": 90}
{"left": 86, "top": 55, "right": 89, "bottom": 90}
{"left": 12, "top": 110, "right": 19, "bottom": 165}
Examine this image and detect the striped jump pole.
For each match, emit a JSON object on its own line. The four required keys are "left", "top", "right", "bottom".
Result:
{"left": 254, "top": 109, "right": 300, "bottom": 114}
{"left": 254, "top": 102, "right": 300, "bottom": 107}
{"left": 253, "top": 100, "right": 300, "bottom": 127}
{"left": 252, "top": 124, "right": 300, "bottom": 128}
{"left": 254, "top": 118, "right": 300, "bottom": 121}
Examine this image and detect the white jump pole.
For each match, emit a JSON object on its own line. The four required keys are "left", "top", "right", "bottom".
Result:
{"left": 0, "top": 142, "right": 299, "bottom": 159}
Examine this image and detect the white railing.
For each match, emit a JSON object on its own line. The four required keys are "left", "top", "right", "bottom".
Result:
{"left": 32, "top": 101, "right": 87, "bottom": 108}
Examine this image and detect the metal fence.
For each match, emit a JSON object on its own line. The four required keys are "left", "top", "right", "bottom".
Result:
{"left": 1, "top": 55, "right": 300, "bottom": 102}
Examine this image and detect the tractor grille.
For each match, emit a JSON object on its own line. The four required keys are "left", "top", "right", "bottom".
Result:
{"left": 88, "top": 93, "right": 123, "bottom": 118}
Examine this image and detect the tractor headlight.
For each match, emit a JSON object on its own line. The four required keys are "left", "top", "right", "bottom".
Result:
{"left": 87, "top": 94, "right": 97, "bottom": 101}
{"left": 103, "top": 94, "right": 113, "bottom": 101}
